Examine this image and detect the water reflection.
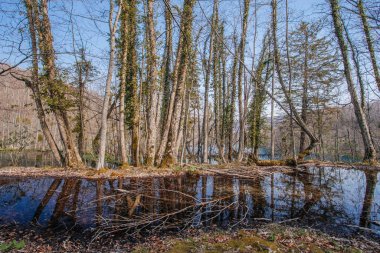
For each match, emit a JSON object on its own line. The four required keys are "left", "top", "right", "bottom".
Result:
{"left": 0, "top": 167, "right": 379, "bottom": 236}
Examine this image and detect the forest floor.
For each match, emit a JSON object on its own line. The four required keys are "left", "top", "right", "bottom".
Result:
{"left": 0, "top": 161, "right": 379, "bottom": 180}
{"left": 1, "top": 223, "right": 379, "bottom": 252}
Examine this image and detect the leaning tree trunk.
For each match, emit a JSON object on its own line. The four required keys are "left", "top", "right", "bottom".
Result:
{"left": 329, "top": 0, "right": 376, "bottom": 164}
{"left": 23, "top": 0, "right": 63, "bottom": 165}
{"left": 357, "top": 0, "right": 380, "bottom": 92}
{"left": 160, "top": 0, "right": 195, "bottom": 167}
{"left": 343, "top": 24, "right": 366, "bottom": 110}
{"left": 36, "top": 0, "right": 83, "bottom": 168}
{"left": 155, "top": 24, "right": 182, "bottom": 166}
{"left": 272, "top": 0, "right": 319, "bottom": 162}
{"left": 285, "top": 0, "right": 297, "bottom": 161}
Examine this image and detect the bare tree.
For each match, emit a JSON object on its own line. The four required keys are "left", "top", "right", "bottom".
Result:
{"left": 161, "top": 0, "right": 195, "bottom": 167}
{"left": 357, "top": 0, "right": 380, "bottom": 92}
{"left": 272, "top": 0, "right": 319, "bottom": 161}
{"left": 237, "top": 0, "right": 250, "bottom": 162}
{"left": 97, "top": 0, "right": 121, "bottom": 169}
{"left": 329, "top": 0, "right": 377, "bottom": 163}
{"left": 118, "top": 0, "right": 129, "bottom": 165}
{"left": 145, "top": 0, "right": 159, "bottom": 166}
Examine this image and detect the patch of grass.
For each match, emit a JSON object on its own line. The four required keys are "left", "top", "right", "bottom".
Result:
{"left": 139, "top": 226, "right": 366, "bottom": 253}
{"left": 168, "top": 239, "right": 197, "bottom": 253}
{"left": 256, "top": 160, "right": 286, "bottom": 166}
{"left": 0, "top": 240, "right": 25, "bottom": 252}
{"left": 164, "top": 231, "right": 282, "bottom": 253}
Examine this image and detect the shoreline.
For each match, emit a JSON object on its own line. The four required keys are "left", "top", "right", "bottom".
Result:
{"left": 0, "top": 161, "right": 379, "bottom": 180}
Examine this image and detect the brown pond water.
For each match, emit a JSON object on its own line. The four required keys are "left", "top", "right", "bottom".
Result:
{"left": 0, "top": 166, "right": 379, "bottom": 237}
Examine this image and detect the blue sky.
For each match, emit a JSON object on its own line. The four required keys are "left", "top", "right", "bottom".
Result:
{"left": 1, "top": 0, "right": 378, "bottom": 106}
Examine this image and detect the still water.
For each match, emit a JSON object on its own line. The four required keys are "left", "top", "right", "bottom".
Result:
{"left": 0, "top": 167, "right": 379, "bottom": 236}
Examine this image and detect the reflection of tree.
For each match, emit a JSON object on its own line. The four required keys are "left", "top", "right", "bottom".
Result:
{"left": 51, "top": 179, "right": 81, "bottom": 225}
{"left": 360, "top": 171, "right": 378, "bottom": 227}
{"left": 32, "top": 178, "right": 82, "bottom": 227}
{"left": 277, "top": 167, "right": 345, "bottom": 222}
{"left": 3, "top": 169, "right": 376, "bottom": 236}
{"left": 33, "top": 179, "right": 62, "bottom": 222}
{"left": 95, "top": 179, "right": 103, "bottom": 225}
{"left": 252, "top": 178, "right": 265, "bottom": 219}
{"left": 296, "top": 172, "right": 322, "bottom": 217}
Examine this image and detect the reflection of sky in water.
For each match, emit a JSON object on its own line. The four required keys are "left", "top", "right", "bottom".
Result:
{"left": 0, "top": 167, "right": 379, "bottom": 235}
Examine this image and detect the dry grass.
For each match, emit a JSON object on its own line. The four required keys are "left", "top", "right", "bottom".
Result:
{"left": 1, "top": 160, "right": 378, "bottom": 180}
{"left": 0, "top": 166, "right": 200, "bottom": 179}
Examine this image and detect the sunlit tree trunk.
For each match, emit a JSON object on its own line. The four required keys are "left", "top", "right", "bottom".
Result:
{"left": 23, "top": 0, "right": 63, "bottom": 165}
{"left": 155, "top": 21, "right": 182, "bottom": 166}
{"left": 145, "top": 0, "right": 159, "bottom": 166}
{"left": 155, "top": 0, "right": 173, "bottom": 166}
{"left": 97, "top": 1, "right": 121, "bottom": 169}
{"left": 202, "top": 0, "right": 219, "bottom": 163}
{"left": 160, "top": 0, "right": 195, "bottom": 167}
{"left": 30, "top": 0, "right": 84, "bottom": 168}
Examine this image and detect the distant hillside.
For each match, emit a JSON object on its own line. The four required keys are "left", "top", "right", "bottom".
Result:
{"left": 0, "top": 66, "right": 103, "bottom": 152}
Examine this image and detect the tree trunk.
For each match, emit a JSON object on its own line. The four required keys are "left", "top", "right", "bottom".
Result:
{"left": 270, "top": 57, "right": 275, "bottom": 160}
{"left": 228, "top": 37, "right": 239, "bottom": 161}
{"left": 96, "top": 1, "right": 121, "bottom": 169}
{"left": 299, "top": 26, "right": 309, "bottom": 154}
{"left": 358, "top": 0, "right": 380, "bottom": 92}
{"left": 160, "top": 0, "right": 173, "bottom": 135}
{"left": 272, "top": 0, "right": 318, "bottom": 162}
{"left": 126, "top": 0, "right": 140, "bottom": 166}
{"left": 343, "top": 24, "right": 366, "bottom": 110}
{"left": 34, "top": 0, "right": 83, "bottom": 168}
{"left": 155, "top": 21, "right": 183, "bottom": 166}
{"left": 285, "top": 0, "right": 297, "bottom": 161}
{"left": 23, "top": 0, "right": 63, "bottom": 165}
{"left": 329, "top": 0, "right": 376, "bottom": 163}
{"left": 118, "top": 0, "right": 129, "bottom": 165}
{"left": 202, "top": 0, "right": 219, "bottom": 163}
{"left": 145, "top": 0, "right": 159, "bottom": 166}
{"left": 237, "top": 0, "right": 250, "bottom": 162}
{"left": 160, "top": 0, "right": 195, "bottom": 167}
